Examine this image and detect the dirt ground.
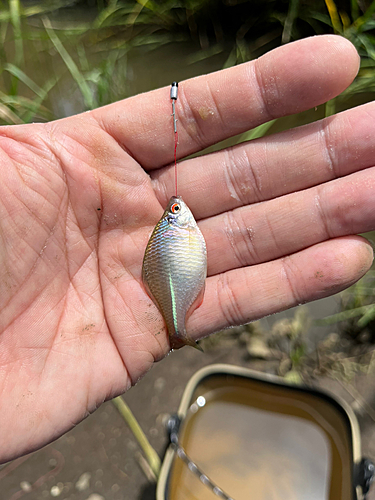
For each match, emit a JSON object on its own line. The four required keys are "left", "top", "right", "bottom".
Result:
{"left": 1, "top": 328, "right": 374, "bottom": 500}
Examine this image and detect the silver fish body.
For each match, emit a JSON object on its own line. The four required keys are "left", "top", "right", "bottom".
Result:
{"left": 142, "top": 196, "right": 207, "bottom": 350}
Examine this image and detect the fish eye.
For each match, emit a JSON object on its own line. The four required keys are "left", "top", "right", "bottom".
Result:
{"left": 171, "top": 203, "right": 181, "bottom": 214}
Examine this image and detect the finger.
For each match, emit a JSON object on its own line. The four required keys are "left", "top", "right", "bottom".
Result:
{"left": 92, "top": 35, "right": 359, "bottom": 169}
{"left": 202, "top": 166, "right": 375, "bottom": 276}
{"left": 187, "top": 236, "right": 373, "bottom": 340}
{"left": 152, "top": 101, "right": 375, "bottom": 219}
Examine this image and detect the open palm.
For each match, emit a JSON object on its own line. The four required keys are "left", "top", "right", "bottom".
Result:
{"left": 0, "top": 35, "right": 374, "bottom": 463}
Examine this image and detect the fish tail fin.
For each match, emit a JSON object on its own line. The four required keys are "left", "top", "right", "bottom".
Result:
{"left": 170, "top": 334, "right": 203, "bottom": 352}
{"left": 191, "top": 341, "right": 204, "bottom": 352}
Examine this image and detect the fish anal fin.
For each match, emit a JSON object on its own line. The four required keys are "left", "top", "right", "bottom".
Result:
{"left": 168, "top": 283, "right": 206, "bottom": 351}
{"left": 186, "top": 283, "right": 205, "bottom": 321}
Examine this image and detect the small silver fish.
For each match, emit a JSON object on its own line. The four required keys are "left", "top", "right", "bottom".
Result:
{"left": 142, "top": 196, "right": 207, "bottom": 350}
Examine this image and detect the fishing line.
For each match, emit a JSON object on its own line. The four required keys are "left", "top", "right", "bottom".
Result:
{"left": 174, "top": 130, "right": 179, "bottom": 197}
{"left": 170, "top": 82, "right": 178, "bottom": 196}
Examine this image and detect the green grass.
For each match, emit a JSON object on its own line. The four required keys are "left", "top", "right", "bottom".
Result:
{"left": 0, "top": 0, "right": 374, "bottom": 124}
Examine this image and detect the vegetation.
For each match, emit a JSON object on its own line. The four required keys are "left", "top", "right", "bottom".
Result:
{"left": 0, "top": 0, "right": 375, "bottom": 124}
{"left": 316, "top": 270, "right": 375, "bottom": 342}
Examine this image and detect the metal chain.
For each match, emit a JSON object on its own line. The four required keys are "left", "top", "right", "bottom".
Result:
{"left": 167, "top": 415, "right": 235, "bottom": 500}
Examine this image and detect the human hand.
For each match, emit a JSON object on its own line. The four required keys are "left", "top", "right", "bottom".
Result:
{"left": 0, "top": 34, "right": 373, "bottom": 462}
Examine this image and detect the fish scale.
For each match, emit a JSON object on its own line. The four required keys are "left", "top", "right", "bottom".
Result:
{"left": 142, "top": 196, "right": 207, "bottom": 350}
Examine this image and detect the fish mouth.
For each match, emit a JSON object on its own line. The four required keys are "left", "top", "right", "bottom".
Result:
{"left": 170, "top": 195, "right": 183, "bottom": 202}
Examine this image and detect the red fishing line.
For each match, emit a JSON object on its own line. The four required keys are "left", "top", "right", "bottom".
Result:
{"left": 174, "top": 130, "right": 178, "bottom": 196}
{"left": 170, "top": 82, "right": 179, "bottom": 197}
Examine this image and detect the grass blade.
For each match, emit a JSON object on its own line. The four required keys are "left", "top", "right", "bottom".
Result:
{"left": 325, "top": 98, "right": 336, "bottom": 117}
{"left": 3, "top": 63, "right": 44, "bottom": 97}
{"left": 357, "top": 306, "right": 375, "bottom": 328}
{"left": 282, "top": 0, "right": 300, "bottom": 43}
{"left": 23, "top": 77, "right": 59, "bottom": 123}
{"left": 9, "top": 0, "right": 23, "bottom": 66}
{"left": 355, "top": 0, "right": 375, "bottom": 32}
{"left": 314, "top": 304, "right": 375, "bottom": 326}
{"left": 324, "top": 0, "right": 342, "bottom": 33}
{"left": 112, "top": 396, "right": 161, "bottom": 478}
{"left": 43, "top": 16, "right": 95, "bottom": 110}
{"left": 0, "top": 102, "right": 23, "bottom": 124}
{"left": 236, "top": 119, "right": 277, "bottom": 143}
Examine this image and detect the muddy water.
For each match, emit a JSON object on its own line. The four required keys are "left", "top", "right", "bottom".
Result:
{"left": 168, "top": 375, "right": 353, "bottom": 500}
